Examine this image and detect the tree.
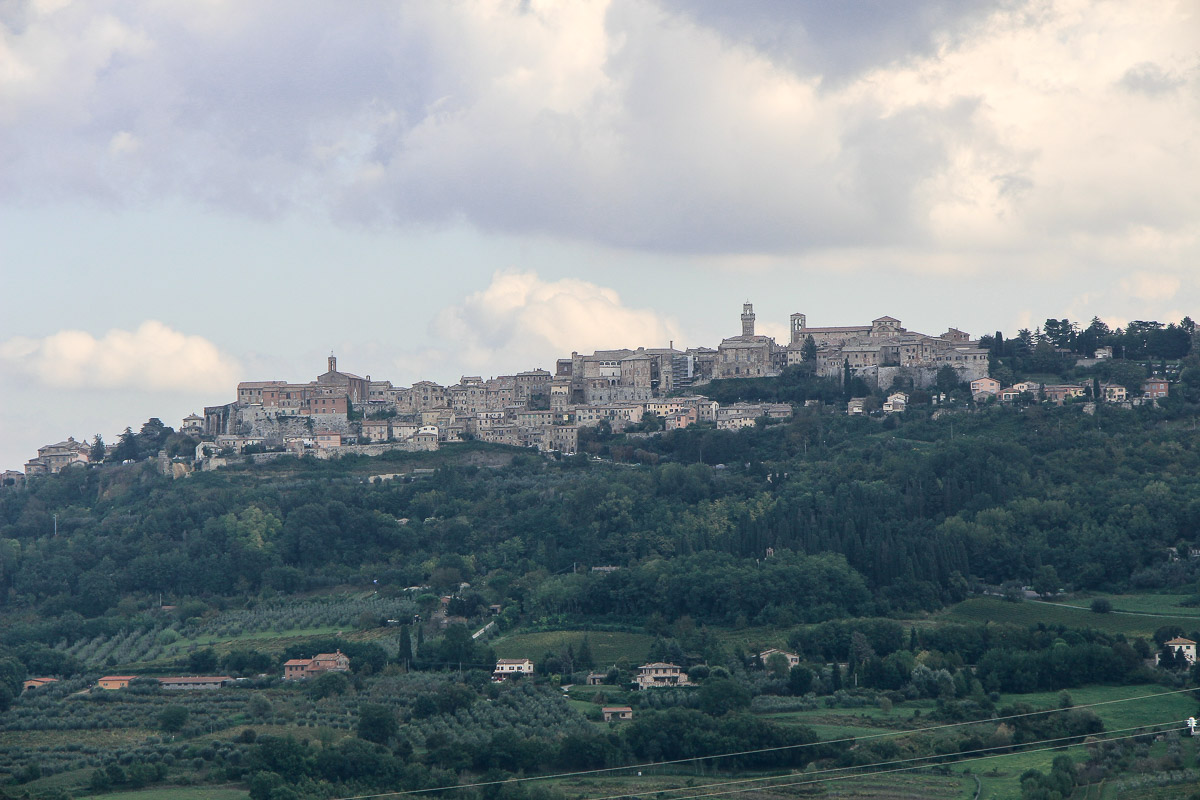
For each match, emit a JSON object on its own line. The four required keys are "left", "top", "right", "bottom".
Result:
{"left": 788, "top": 665, "right": 813, "bottom": 695}
{"left": 802, "top": 335, "right": 817, "bottom": 362}
{"left": 1030, "top": 340, "right": 1061, "bottom": 374}
{"left": 1090, "top": 598, "right": 1112, "bottom": 614}
{"left": 0, "top": 656, "right": 25, "bottom": 712}
{"left": 109, "top": 427, "right": 139, "bottom": 463}
{"left": 765, "top": 651, "right": 790, "bottom": 677}
{"left": 935, "top": 365, "right": 961, "bottom": 395}
{"left": 137, "top": 418, "right": 171, "bottom": 454}
{"left": 357, "top": 703, "right": 398, "bottom": 745}
{"left": 698, "top": 677, "right": 751, "bottom": 716}
{"left": 158, "top": 704, "right": 189, "bottom": 733}
{"left": 1159, "top": 645, "right": 1186, "bottom": 671}
{"left": 309, "top": 671, "right": 349, "bottom": 699}
{"left": 89, "top": 434, "right": 106, "bottom": 463}
{"left": 1031, "top": 565, "right": 1060, "bottom": 596}
{"left": 249, "top": 771, "right": 286, "bottom": 800}
{"left": 188, "top": 647, "right": 219, "bottom": 673}
{"left": 576, "top": 636, "right": 595, "bottom": 671}
{"left": 438, "top": 623, "right": 477, "bottom": 667}
{"left": 397, "top": 626, "right": 412, "bottom": 666}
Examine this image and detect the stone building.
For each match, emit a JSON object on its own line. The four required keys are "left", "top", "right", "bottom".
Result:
{"left": 25, "top": 438, "right": 91, "bottom": 475}
{"left": 316, "top": 355, "right": 369, "bottom": 406}
{"left": 712, "top": 304, "right": 780, "bottom": 380}
{"left": 785, "top": 313, "right": 988, "bottom": 387}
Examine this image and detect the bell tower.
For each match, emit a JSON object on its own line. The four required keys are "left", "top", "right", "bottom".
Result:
{"left": 741, "top": 303, "right": 755, "bottom": 337}
{"left": 328, "top": 353, "right": 337, "bottom": 374}
{"left": 790, "top": 313, "right": 807, "bottom": 344}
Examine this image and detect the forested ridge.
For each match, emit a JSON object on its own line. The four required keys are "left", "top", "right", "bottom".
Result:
{"left": 6, "top": 368, "right": 1200, "bottom": 798}
{"left": 4, "top": 395, "right": 1200, "bottom": 635}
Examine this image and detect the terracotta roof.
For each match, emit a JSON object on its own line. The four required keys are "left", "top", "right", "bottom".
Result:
{"left": 1166, "top": 637, "right": 1196, "bottom": 645}
{"left": 158, "top": 676, "right": 232, "bottom": 684}
{"left": 98, "top": 675, "right": 138, "bottom": 681}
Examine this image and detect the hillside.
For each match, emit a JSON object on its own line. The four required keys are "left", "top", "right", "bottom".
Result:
{"left": 5, "top": 388, "right": 1200, "bottom": 798}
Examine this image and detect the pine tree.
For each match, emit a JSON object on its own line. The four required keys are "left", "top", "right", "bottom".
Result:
{"left": 802, "top": 335, "right": 817, "bottom": 362}
{"left": 110, "top": 428, "right": 138, "bottom": 463}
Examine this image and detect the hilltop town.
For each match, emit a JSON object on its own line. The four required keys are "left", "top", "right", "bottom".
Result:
{"left": 10, "top": 304, "right": 999, "bottom": 478}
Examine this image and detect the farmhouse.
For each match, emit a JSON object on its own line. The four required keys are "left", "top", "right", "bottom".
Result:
{"left": 96, "top": 676, "right": 137, "bottom": 690}
{"left": 283, "top": 650, "right": 351, "bottom": 680}
{"left": 493, "top": 658, "right": 535, "bottom": 680}
{"left": 635, "top": 662, "right": 691, "bottom": 689}
{"left": 1158, "top": 637, "right": 1197, "bottom": 665}
{"left": 602, "top": 706, "right": 633, "bottom": 721}
{"left": 158, "top": 676, "right": 233, "bottom": 691}
{"left": 758, "top": 649, "right": 801, "bottom": 668}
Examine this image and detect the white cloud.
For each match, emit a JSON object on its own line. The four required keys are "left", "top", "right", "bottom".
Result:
{"left": 0, "top": 321, "right": 240, "bottom": 392}
{"left": 1120, "top": 272, "right": 1183, "bottom": 303}
{"left": 429, "top": 270, "right": 682, "bottom": 375}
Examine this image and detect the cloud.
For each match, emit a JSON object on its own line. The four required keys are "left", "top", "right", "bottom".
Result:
{"left": 1117, "top": 62, "right": 1187, "bottom": 96}
{"left": 1120, "top": 272, "right": 1183, "bottom": 303}
{"left": 0, "top": 321, "right": 240, "bottom": 393}
{"left": 429, "top": 271, "right": 682, "bottom": 375}
{"left": 0, "top": 0, "right": 1196, "bottom": 269}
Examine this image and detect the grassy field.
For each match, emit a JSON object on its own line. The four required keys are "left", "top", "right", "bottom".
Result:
{"left": 550, "top": 766, "right": 970, "bottom": 800}
{"left": 88, "top": 787, "right": 249, "bottom": 800}
{"left": 995, "top": 684, "right": 1198, "bottom": 732}
{"left": 711, "top": 624, "right": 799, "bottom": 652}
{"left": 1066, "top": 593, "right": 1200, "bottom": 620}
{"left": 491, "top": 630, "right": 654, "bottom": 665}
{"left": 937, "top": 597, "right": 1200, "bottom": 638}
{"left": 744, "top": 684, "right": 1195, "bottom": 799}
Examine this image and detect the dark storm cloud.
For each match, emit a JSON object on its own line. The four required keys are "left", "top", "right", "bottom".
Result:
{"left": 653, "top": 0, "right": 1020, "bottom": 82}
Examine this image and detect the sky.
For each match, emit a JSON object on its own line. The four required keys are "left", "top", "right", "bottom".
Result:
{"left": 1, "top": 0, "right": 1198, "bottom": 471}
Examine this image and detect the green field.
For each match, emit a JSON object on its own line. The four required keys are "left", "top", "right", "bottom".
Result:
{"left": 1071, "top": 593, "right": 1200, "bottom": 618}
{"left": 89, "top": 788, "right": 249, "bottom": 800}
{"left": 938, "top": 597, "right": 1200, "bottom": 638}
{"left": 491, "top": 630, "right": 654, "bottom": 665}
{"left": 550, "top": 765, "right": 970, "bottom": 800}
{"left": 995, "top": 684, "right": 1197, "bottom": 732}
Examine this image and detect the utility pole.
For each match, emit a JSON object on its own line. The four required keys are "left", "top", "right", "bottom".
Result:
{"left": 53, "top": 514, "right": 57, "bottom": 536}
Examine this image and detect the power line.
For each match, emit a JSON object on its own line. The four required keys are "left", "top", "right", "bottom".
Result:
{"left": 326, "top": 685, "right": 1197, "bottom": 800}
{"left": 609, "top": 724, "right": 1186, "bottom": 800}
{"left": 582, "top": 719, "right": 1182, "bottom": 800}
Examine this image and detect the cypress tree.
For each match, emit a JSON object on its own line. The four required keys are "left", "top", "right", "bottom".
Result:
{"left": 577, "top": 636, "right": 595, "bottom": 670}
{"left": 397, "top": 626, "right": 412, "bottom": 666}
